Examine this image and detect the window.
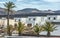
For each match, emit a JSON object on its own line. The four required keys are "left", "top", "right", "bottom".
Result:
{"left": 33, "top": 18, "right": 36, "bottom": 21}
{"left": 54, "top": 17, "right": 56, "bottom": 20}
{"left": 48, "top": 17, "right": 50, "bottom": 20}
{"left": 18, "top": 19, "right": 20, "bottom": 21}
{"left": 27, "top": 24, "right": 32, "bottom": 27}
{"left": 29, "top": 18, "right": 31, "bottom": 20}
{"left": 15, "top": 19, "right": 16, "bottom": 22}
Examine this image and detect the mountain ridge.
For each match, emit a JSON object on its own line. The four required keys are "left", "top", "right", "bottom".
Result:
{"left": 0, "top": 8, "right": 59, "bottom": 15}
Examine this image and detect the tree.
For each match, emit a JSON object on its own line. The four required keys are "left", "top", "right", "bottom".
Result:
{"left": 33, "top": 25, "right": 43, "bottom": 35}
{"left": 43, "top": 22, "right": 57, "bottom": 37}
{"left": 18, "top": 20, "right": 25, "bottom": 36}
{"left": 3, "top": 1, "right": 15, "bottom": 36}
{"left": 14, "top": 23, "right": 18, "bottom": 30}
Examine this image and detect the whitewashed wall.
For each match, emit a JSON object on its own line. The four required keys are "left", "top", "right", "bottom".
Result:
{"left": 0, "top": 15, "right": 60, "bottom": 27}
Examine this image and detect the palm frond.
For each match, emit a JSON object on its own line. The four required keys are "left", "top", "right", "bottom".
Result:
{"left": 43, "top": 22, "right": 57, "bottom": 32}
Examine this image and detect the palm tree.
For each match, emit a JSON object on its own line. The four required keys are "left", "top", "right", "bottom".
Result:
{"left": 33, "top": 25, "right": 42, "bottom": 35}
{"left": 43, "top": 22, "right": 57, "bottom": 37}
{"left": 3, "top": 1, "right": 15, "bottom": 36}
{"left": 14, "top": 23, "right": 18, "bottom": 30}
{"left": 18, "top": 20, "right": 25, "bottom": 36}
{"left": 7, "top": 25, "right": 13, "bottom": 34}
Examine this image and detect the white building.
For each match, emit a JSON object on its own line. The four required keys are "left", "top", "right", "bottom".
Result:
{"left": 0, "top": 12, "right": 60, "bottom": 27}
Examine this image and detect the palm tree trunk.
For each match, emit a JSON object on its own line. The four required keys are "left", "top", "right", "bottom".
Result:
{"left": 47, "top": 31, "right": 50, "bottom": 37}
{"left": 7, "top": 9, "right": 11, "bottom": 36}
{"left": 18, "top": 31, "right": 21, "bottom": 36}
{"left": 19, "top": 33, "right": 21, "bottom": 36}
{"left": 37, "top": 32, "right": 39, "bottom": 36}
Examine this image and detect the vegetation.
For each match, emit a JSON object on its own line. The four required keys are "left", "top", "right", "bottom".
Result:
{"left": 33, "top": 25, "right": 43, "bottom": 35}
{"left": 3, "top": 1, "right": 15, "bottom": 36}
{"left": 18, "top": 20, "right": 25, "bottom": 36}
{"left": 2, "top": 1, "right": 58, "bottom": 36}
{"left": 14, "top": 23, "right": 18, "bottom": 30}
{"left": 42, "top": 22, "right": 57, "bottom": 37}
{"left": 7, "top": 25, "right": 13, "bottom": 36}
{"left": 3, "top": 21, "right": 57, "bottom": 36}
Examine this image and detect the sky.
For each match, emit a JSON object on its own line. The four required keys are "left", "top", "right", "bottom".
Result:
{"left": 0, "top": 0, "right": 60, "bottom": 11}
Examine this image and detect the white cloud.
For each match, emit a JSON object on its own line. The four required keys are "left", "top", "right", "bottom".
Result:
{"left": 43, "top": 0, "right": 60, "bottom": 3}
{"left": 0, "top": 2, "right": 5, "bottom": 3}
{"left": 17, "top": 0, "right": 24, "bottom": 1}
{"left": 30, "top": 2, "right": 39, "bottom": 4}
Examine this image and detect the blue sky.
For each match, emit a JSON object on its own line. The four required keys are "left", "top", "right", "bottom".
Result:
{"left": 0, "top": 0, "right": 60, "bottom": 10}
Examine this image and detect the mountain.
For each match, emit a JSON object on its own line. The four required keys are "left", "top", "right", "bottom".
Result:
{"left": 53, "top": 10, "right": 60, "bottom": 13}
{"left": 16, "top": 8, "right": 55, "bottom": 14}
{"left": 0, "top": 7, "right": 16, "bottom": 15}
{"left": 0, "top": 8, "right": 59, "bottom": 15}
{"left": 0, "top": 8, "right": 6, "bottom": 15}
{"left": 16, "top": 8, "right": 42, "bottom": 14}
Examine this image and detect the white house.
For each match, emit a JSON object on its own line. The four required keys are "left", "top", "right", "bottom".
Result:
{"left": 0, "top": 12, "right": 60, "bottom": 27}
